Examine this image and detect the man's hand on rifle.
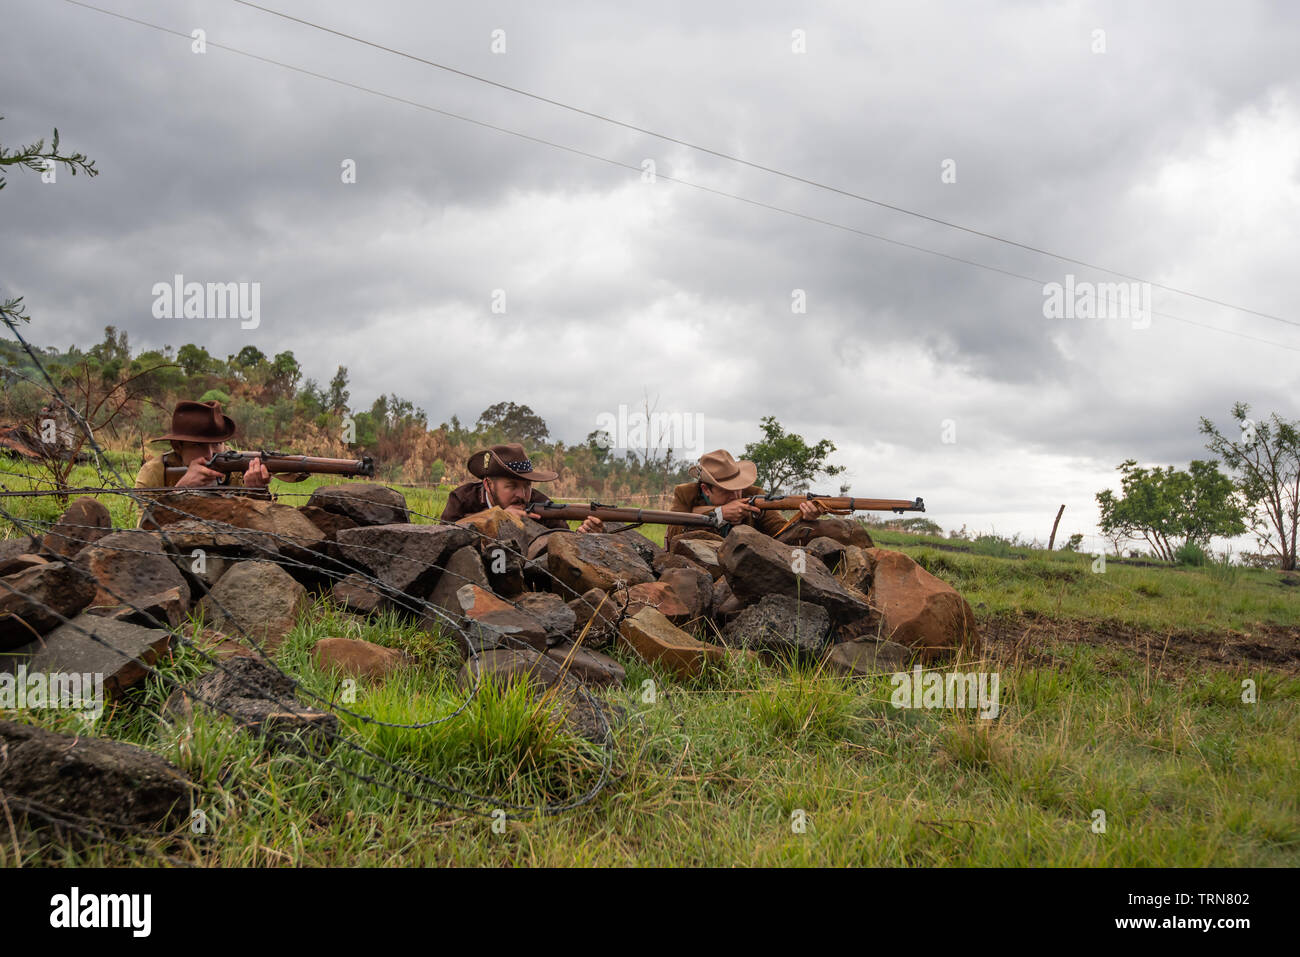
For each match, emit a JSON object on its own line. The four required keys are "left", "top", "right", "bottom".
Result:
{"left": 719, "top": 499, "right": 761, "bottom": 524}
{"left": 576, "top": 515, "right": 604, "bottom": 534}
{"left": 174, "top": 455, "right": 224, "bottom": 488}
{"left": 243, "top": 455, "right": 271, "bottom": 489}
{"left": 797, "top": 500, "right": 827, "bottom": 520}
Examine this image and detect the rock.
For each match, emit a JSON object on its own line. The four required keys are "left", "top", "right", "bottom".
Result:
{"left": 777, "top": 516, "right": 875, "bottom": 549}
{"left": 456, "top": 647, "right": 571, "bottom": 691}
{"left": 806, "top": 537, "right": 847, "bottom": 574}
{"left": 658, "top": 566, "right": 714, "bottom": 620}
{"left": 0, "top": 719, "right": 192, "bottom": 836}
{"left": 653, "top": 552, "right": 703, "bottom": 576}
{"left": 543, "top": 640, "right": 626, "bottom": 687}
{"left": 298, "top": 504, "right": 359, "bottom": 542}
{"left": 264, "top": 504, "right": 327, "bottom": 563}
{"left": 864, "top": 548, "right": 981, "bottom": 662}
{"left": 568, "top": 587, "right": 623, "bottom": 649}
{"left": 75, "top": 530, "right": 191, "bottom": 617}
{"left": 190, "top": 628, "right": 262, "bottom": 662}
{"left": 834, "top": 544, "right": 872, "bottom": 592}
{"left": 0, "top": 553, "right": 48, "bottom": 577}
{"left": 197, "top": 560, "right": 307, "bottom": 652}
{"left": 154, "top": 519, "right": 256, "bottom": 555}
{"left": 455, "top": 506, "right": 526, "bottom": 540}
{"left": 173, "top": 656, "right": 337, "bottom": 746}
{"left": 336, "top": 524, "right": 474, "bottom": 597}
{"left": 823, "top": 639, "right": 912, "bottom": 677}
{"left": 331, "top": 573, "right": 389, "bottom": 616}
{"left": 719, "top": 525, "right": 871, "bottom": 624}
{"left": 311, "top": 636, "right": 412, "bottom": 680}
{"left": 673, "top": 529, "right": 726, "bottom": 544}
{"left": 455, "top": 584, "right": 548, "bottom": 654}
{"left": 712, "top": 576, "right": 743, "bottom": 620}
{"left": 515, "top": 592, "right": 576, "bottom": 642}
{"left": 140, "top": 492, "right": 280, "bottom": 556}
{"left": 618, "top": 607, "right": 725, "bottom": 679}
{"left": 40, "top": 496, "right": 112, "bottom": 560}
{"left": 607, "top": 528, "right": 665, "bottom": 566}
{"left": 624, "top": 581, "right": 692, "bottom": 624}
{"left": 547, "top": 532, "right": 654, "bottom": 594}
{"left": 0, "top": 535, "right": 42, "bottom": 569}
{"left": 0, "top": 561, "right": 97, "bottom": 649}
{"left": 7, "top": 613, "right": 173, "bottom": 694}
{"left": 721, "top": 594, "right": 831, "bottom": 658}
{"left": 87, "top": 585, "right": 188, "bottom": 629}
{"left": 306, "top": 483, "right": 409, "bottom": 526}
{"left": 669, "top": 538, "right": 723, "bottom": 578}
{"left": 426, "top": 546, "right": 490, "bottom": 618}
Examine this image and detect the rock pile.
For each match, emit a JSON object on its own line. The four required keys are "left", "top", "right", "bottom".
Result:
{"left": 1, "top": 489, "right": 981, "bottom": 716}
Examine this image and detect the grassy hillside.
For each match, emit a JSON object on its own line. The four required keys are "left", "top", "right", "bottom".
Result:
{"left": 2, "top": 475, "right": 1297, "bottom": 867}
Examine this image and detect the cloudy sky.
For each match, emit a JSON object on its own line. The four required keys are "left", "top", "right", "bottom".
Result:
{"left": 3, "top": 0, "right": 1298, "bottom": 549}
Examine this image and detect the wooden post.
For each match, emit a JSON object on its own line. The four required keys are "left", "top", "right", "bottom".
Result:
{"left": 1048, "top": 504, "right": 1065, "bottom": 550}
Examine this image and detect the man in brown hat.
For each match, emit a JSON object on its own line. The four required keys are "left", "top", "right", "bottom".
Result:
{"left": 441, "top": 443, "right": 603, "bottom": 533}
{"left": 133, "top": 400, "right": 290, "bottom": 491}
{"left": 664, "top": 448, "right": 824, "bottom": 544}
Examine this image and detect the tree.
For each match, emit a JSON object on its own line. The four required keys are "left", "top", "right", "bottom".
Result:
{"left": 234, "top": 345, "right": 266, "bottom": 371}
{"left": 742, "top": 416, "right": 845, "bottom": 493}
{"left": 475, "top": 401, "right": 549, "bottom": 447}
{"left": 268, "top": 350, "right": 301, "bottom": 398}
{"left": 1096, "top": 459, "right": 1246, "bottom": 563}
{"left": 328, "top": 366, "right": 350, "bottom": 413}
{"left": 1200, "top": 403, "right": 1300, "bottom": 571}
{"left": 177, "top": 343, "right": 214, "bottom": 376}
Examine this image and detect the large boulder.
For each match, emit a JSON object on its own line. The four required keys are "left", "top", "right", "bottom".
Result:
{"left": 864, "top": 548, "right": 981, "bottom": 662}
{"left": 658, "top": 566, "right": 714, "bottom": 621}
{"left": 9, "top": 613, "right": 174, "bottom": 694}
{"left": 624, "top": 581, "right": 692, "bottom": 625}
{"left": 721, "top": 594, "right": 831, "bottom": 658}
{"left": 305, "top": 483, "right": 409, "bottom": 526}
{"left": 75, "top": 530, "right": 192, "bottom": 615}
{"left": 607, "top": 528, "right": 665, "bottom": 566}
{"left": 197, "top": 560, "right": 307, "bottom": 652}
{"left": 0, "top": 719, "right": 192, "bottom": 835}
{"left": 312, "top": 636, "right": 412, "bottom": 680}
{"left": 719, "top": 525, "right": 871, "bottom": 624}
{"left": 142, "top": 494, "right": 325, "bottom": 564}
{"left": 669, "top": 537, "right": 724, "bottom": 578}
{"left": 514, "top": 592, "right": 576, "bottom": 642}
{"left": 41, "top": 496, "right": 112, "bottom": 560}
{"left": 171, "top": 656, "right": 337, "bottom": 746}
{"left": 618, "top": 607, "right": 725, "bottom": 679}
{"left": 805, "top": 537, "right": 847, "bottom": 574}
{"left": 543, "top": 640, "right": 626, "bottom": 687}
{"left": 335, "top": 524, "right": 474, "bottom": 596}
{"left": 87, "top": 585, "right": 188, "bottom": 629}
{"left": 0, "top": 561, "right": 97, "bottom": 649}
{"left": 547, "top": 532, "right": 654, "bottom": 595}
{"left": 777, "top": 516, "right": 875, "bottom": 549}
{"left": 426, "top": 546, "right": 490, "bottom": 617}
{"left": 454, "top": 584, "right": 548, "bottom": 655}
{"left": 457, "top": 647, "right": 572, "bottom": 691}
{"left": 330, "top": 573, "right": 390, "bottom": 616}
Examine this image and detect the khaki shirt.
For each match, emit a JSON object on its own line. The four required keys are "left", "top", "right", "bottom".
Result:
{"left": 664, "top": 482, "right": 789, "bottom": 544}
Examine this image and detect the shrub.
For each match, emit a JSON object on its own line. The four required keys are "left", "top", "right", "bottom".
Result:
{"left": 1174, "top": 542, "right": 1209, "bottom": 566}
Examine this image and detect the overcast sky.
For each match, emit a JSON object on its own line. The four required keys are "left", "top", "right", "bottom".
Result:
{"left": 3, "top": 0, "right": 1298, "bottom": 550}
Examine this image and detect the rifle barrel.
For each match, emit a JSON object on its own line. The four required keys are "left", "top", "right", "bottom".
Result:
{"left": 749, "top": 495, "right": 925, "bottom": 513}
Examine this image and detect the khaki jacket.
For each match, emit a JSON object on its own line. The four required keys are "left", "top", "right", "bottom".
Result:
{"left": 664, "top": 482, "right": 788, "bottom": 544}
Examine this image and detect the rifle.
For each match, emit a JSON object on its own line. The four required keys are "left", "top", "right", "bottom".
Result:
{"left": 744, "top": 493, "right": 924, "bottom": 514}
{"left": 523, "top": 493, "right": 924, "bottom": 530}
{"left": 164, "top": 450, "right": 374, "bottom": 482}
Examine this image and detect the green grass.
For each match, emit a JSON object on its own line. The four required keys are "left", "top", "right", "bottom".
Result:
{"left": 3, "top": 470, "right": 1298, "bottom": 866}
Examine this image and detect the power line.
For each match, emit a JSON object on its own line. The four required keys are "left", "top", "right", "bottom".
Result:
{"left": 58, "top": 0, "right": 1300, "bottom": 354}
{"left": 225, "top": 0, "right": 1300, "bottom": 331}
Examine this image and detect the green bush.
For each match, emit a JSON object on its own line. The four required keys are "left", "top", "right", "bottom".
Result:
{"left": 1174, "top": 542, "right": 1209, "bottom": 566}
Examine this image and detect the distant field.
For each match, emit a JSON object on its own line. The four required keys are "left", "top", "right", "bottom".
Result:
{"left": 2, "top": 464, "right": 1297, "bottom": 866}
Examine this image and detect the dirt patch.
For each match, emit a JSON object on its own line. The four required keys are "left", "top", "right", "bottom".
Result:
{"left": 978, "top": 611, "right": 1300, "bottom": 676}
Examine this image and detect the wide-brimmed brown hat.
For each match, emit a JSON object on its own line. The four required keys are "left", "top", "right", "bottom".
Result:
{"left": 468, "top": 443, "right": 557, "bottom": 482}
{"left": 151, "top": 400, "right": 236, "bottom": 444}
{"left": 690, "top": 449, "right": 757, "bottom": 491}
